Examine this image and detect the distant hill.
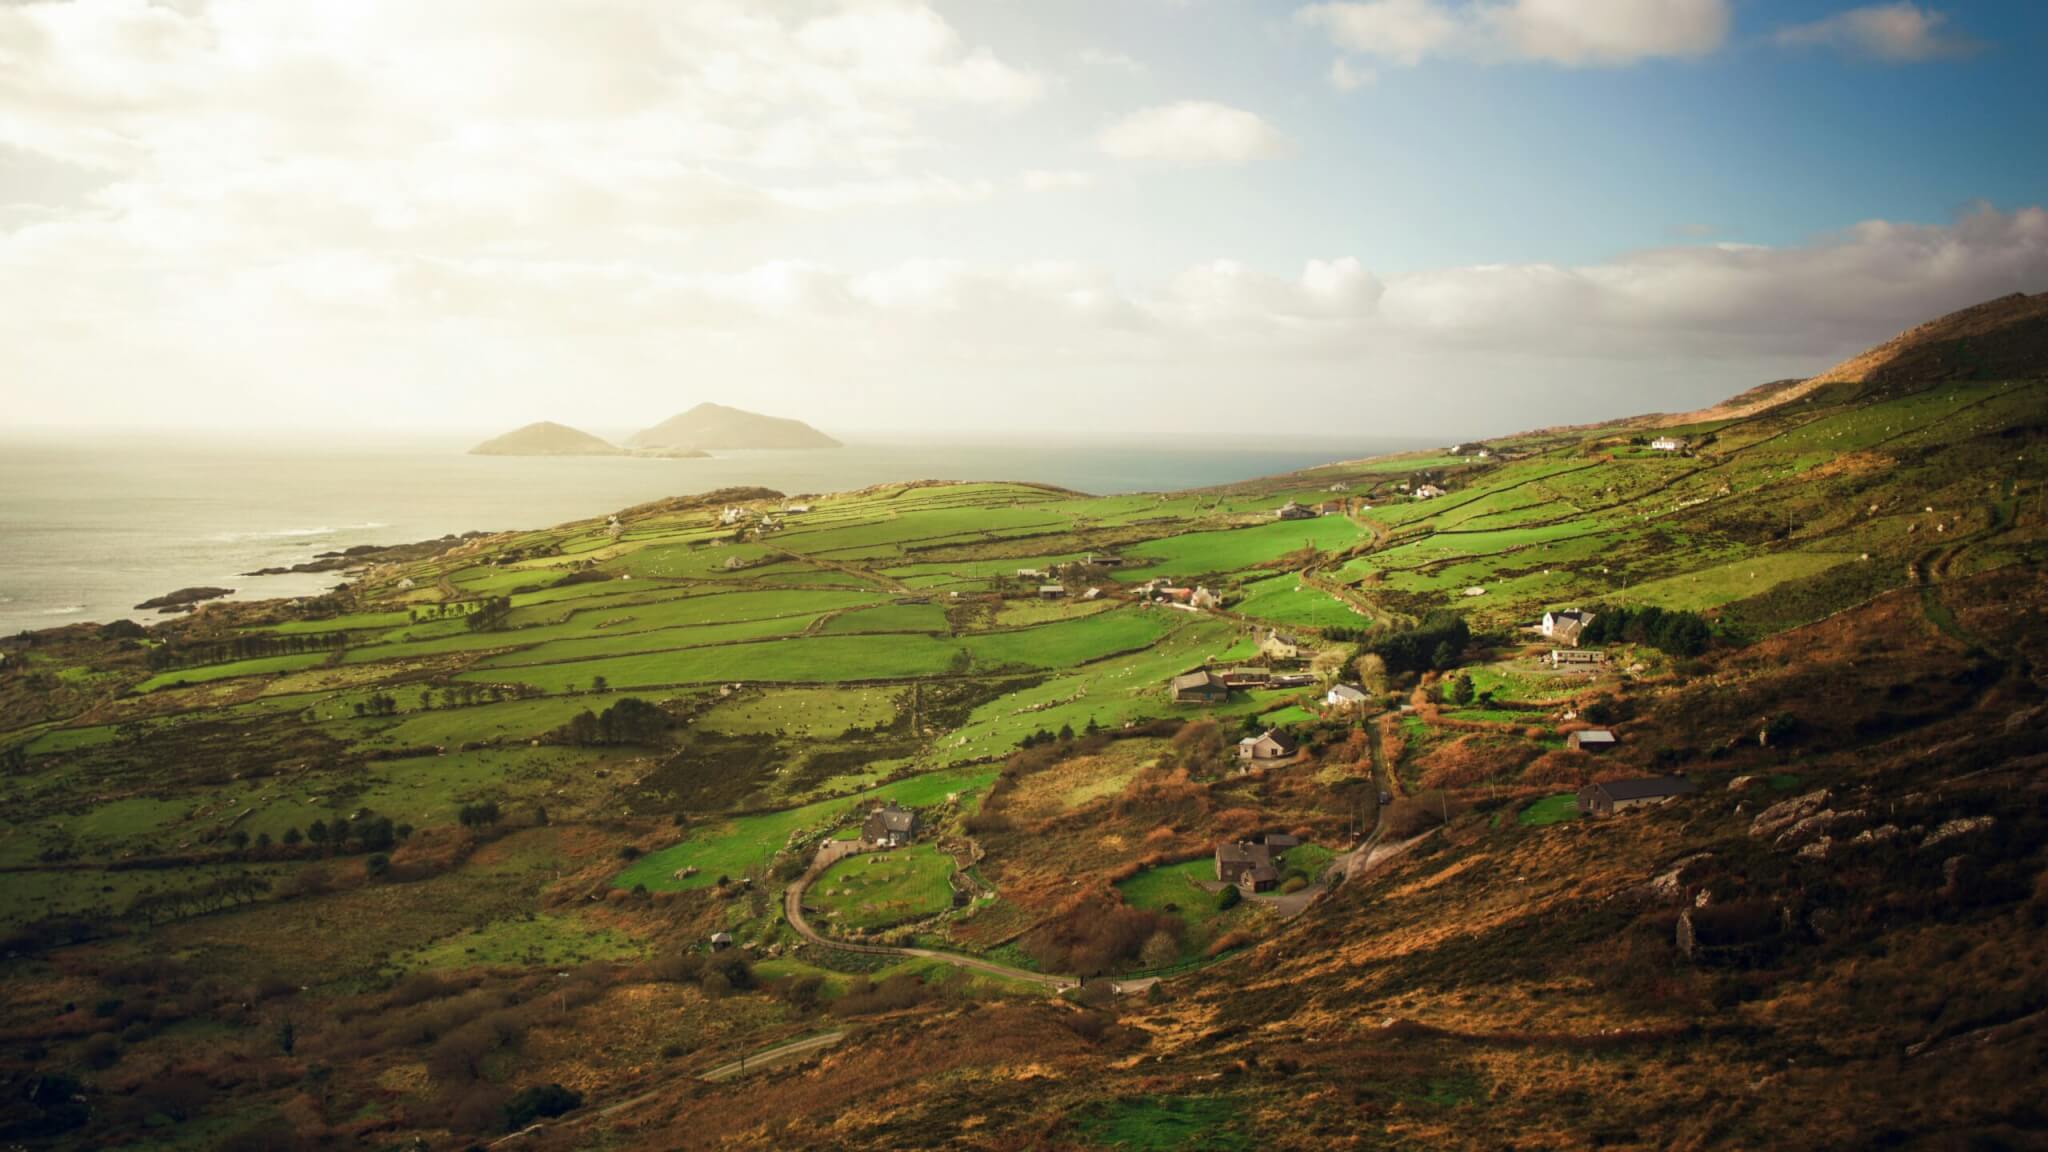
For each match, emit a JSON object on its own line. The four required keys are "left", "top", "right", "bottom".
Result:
{"left": 469, "top": 422, "right": 708, "bottom": 459}
{"left": 629, "top": 403, "right": 841, "bottom": 451}
{"left": 1667, "top": 291, "right": 2048, "bottom": 425}
{"left": 1805, "top": 290, "right": 2048, "bottom": 387}
{"left": 470, "top": 422, "right": 622, "bottom": 457}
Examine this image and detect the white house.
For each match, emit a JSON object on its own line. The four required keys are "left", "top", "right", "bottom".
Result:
{"left": 1326, "top": 683, "right": 1369, "bottom": 709}
{"left": 1650, "top": 437, "right": 1685, "bottom": 452}
{"left": 1412, "top": 484, "right": 1447, "bottom": 500}
{"left": 1541, "top": 610, "right": 1596, "bottom": 646}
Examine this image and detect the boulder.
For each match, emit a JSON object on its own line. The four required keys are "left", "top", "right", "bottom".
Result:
{"left": 1749, "top": 789, "right": 1832, "bottom": 841}
{"left": 1923, "top": 816, "right": 1994, "bottom": 850}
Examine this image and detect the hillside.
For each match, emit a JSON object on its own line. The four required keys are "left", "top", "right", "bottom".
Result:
{"left": 0, "top": 297, "right": 2042, "bottom": 1150}
{"left": 469, "top": 421, "right": 623, "bottom": 457}
{"left": 629, "top": 402, "right": 842, "bottom": 451}
{"left": 1671, "top": 291, "right": 2048, "bottom": 424}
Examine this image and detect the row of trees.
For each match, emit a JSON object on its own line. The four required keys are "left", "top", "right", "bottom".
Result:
{"left": 550, "top": 698, "right": 670, "bottom": 746}
{"left": 1370, "top": 612, "right": 1473, "bottom": 673}
{"left": 1579, "top": 604, "right": 1714, "bottom": 656}
{"left": 145, "top": 629, "right": 347, "bottom": 672}
{"left": 464, "top": 596, "right": 514, "bottom": 633}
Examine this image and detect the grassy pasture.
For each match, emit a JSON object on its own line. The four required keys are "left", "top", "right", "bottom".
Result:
{"left": 613, "top": 765, "right": 995, "bottom": 892}
{"left": 818, "top": 602, "right": 951, "bottom": 634}
{"left": 1228, "top": 572, "right": 1371, "bottom": 630}
{"left": 397, "top": 912, "right": 642, "bottom": 971}
{"left": 807, "top": 843, "right": 957, "bottom": 933}
{"left": 1124, "top": 516, "right": 1369, "bottom": 577}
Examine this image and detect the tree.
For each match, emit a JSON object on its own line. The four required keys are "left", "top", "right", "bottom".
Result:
{"left": 282, "top": 827, "right": 302, "bottom": 847}
{"left": 1430, "top": 640, "right": 1460, "bottom": 671}
{"left": 1353, "top": 652, "right": 1389, "bottom": 696}
{"left": 275, "top": 1019, "right": 296, "bottom": 1055}
{"left": 306, "top": 819, "right": 329, "bottom": 845}
{"left": 1217, "top": 885, "right": 1241, "bottom": 911}
{"left": 591, "top": 675, "right": 609, "bottom": 693}
{"left": 229, "top": 829, "right": 250, "bottom": 852}
{"left": 1058, "top": 723, "right": 1075, "bottom": 742}
{"left": 1448, "top": 675, "right": 1476, "bottom": 706}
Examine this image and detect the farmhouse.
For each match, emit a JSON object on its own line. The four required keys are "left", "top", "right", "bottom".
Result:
{"left": 1650, "top": 436, "right": 1685, "bottom": 452}
{"left": 1549, "top": 648, "right": 1605, "bottom": 669}
{"left": 1326, "top": 683, "right": 1369, "bottom": 709}
{"left": 1220, "top": 666, "right": 1270, "bottom": 687}
{"left": 1578, "top": 775, "right": 1698, "bottom": 817}
{"left": 862, "top": 804, "right": 919, "bottom": 848}
{"left": 1320, "top": 501, "right": 1346, "bottom": 516}
{"left": 1328, "top": 482, "right": 1349, "bottom": 492}
{"left": 1541, "top": 609, "right": 1596, "bottom": 646}
{"left": 1190, "top": 586, "right": 1222, "bottom": 610}
{"left": 1259, "top": 629, "right": 1303, "bottom": 662}
{"left": 1275, "top": 500, "right": 1316, "bottom": 521}
{"left": 1038, "top": 584, "right": 1065, "bottom": 599}
{"left": 783, "top": 503, "right": 812, "bottom": 514}
{"left": 1412, "top": 484, "right": 1447, "bottom": 500}
{"left": 1237, "top": 729, "right": 1299, "bottom": 766}
{"left": 1567, "top": 729, "right": 1618, "bottom": 752}
{"left": 1215, "top": 840, "right": 1275, "bottom": 885}
{"left": 1171, "top": 670, "right": 1230, "bottom": 704}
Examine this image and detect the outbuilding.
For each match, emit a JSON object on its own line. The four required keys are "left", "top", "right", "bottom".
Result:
{"left": 1577, "top": 775, "right": 1697, "bottom": 817}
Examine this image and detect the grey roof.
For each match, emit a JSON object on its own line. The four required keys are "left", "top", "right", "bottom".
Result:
{"left": 868, "top": 804, "right": 916, "bottom": 833}
{"left": 1592, "top": 776, "right": 1698, "bottom": 801}
{"left": 1216, "top": 841, "right": 1274, "bottom": 868}
{"left": 1172, "top": 670, "right": 1225, "bottom": 692}
{"left": 1328, "top": 683, "right": 1369, "bottom": 701}
{"left": 1572, "top": 729, "right": 1617, "bottom": 744}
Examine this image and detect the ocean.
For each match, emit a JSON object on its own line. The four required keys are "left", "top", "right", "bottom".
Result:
{"left": 0, "top": 431, "right": 1427, "bottom": 634}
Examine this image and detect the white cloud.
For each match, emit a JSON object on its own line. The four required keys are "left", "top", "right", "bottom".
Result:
{"left": 1774, "top": 4, "right": 1977, "bottom": 62}
{"left": 1299, "top": 0, "right": 1728, "bottom": 68}
{"left": 1021, "top": 169, "right": 1095, "bottom": 192}
{"left": 1096, "top": 101, "right": 1289, "bottom": 166}
{"left": 1299, "top": 0, "right": 1462, "bottom": 67}
{"left": 1078, "top": 47, "right": 1146, "bottom": 74}
{"left": 1329, "top": 58, "right": 1377, "bottom": 91}
{"left": 770, "top": 174, "right": 994, "bottom": 211}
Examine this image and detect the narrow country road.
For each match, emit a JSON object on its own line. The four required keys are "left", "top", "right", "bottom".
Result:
{"left": 699, "top": 1030, "right": 849, "bottom": 1082}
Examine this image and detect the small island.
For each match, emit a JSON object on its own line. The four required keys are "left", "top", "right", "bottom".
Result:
{"left": 468, "top": 421, "right": 708, "bottom": 459}
{"left": 628, "top": 402, "right": 841, "bottom": 452}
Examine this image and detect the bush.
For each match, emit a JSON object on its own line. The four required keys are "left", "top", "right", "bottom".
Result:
{"left": 1217, "top": 885, "right": 1241, "bottom": 911}
{"left": 504, "top": 1083, "right": 582, "bottom": 1128}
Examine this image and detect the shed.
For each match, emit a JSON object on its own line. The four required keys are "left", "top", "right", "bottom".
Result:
{"left": 1170, "top": 670, "right": 1230, "bottom": 704}
{"left": 1567, "top": 729, "right": 1617, "bottom": 752}
{"left": 1577, "top": 775, "right": 1697, "bottom": 817}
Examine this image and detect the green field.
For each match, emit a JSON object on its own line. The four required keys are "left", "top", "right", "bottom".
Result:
{"left": 807, "top": 843, "right": 958, "bottom": 933}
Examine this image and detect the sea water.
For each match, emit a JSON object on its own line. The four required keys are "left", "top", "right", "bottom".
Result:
{"left": 0, "top": 431, "right": 1428, "bottom": 633}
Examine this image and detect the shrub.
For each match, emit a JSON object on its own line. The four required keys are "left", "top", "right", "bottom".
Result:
{"left": 504, "top": 1083, "right": 582, "bottom": 1128}
{"left": 1217, "top": 885, "right": 1241, "bottom": 911}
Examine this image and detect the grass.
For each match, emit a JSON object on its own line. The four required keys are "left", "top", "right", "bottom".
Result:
{"left": 806, "top": 843, "right": 957, "bottom": 933}
{"left": 1070, "top": 1095, "right": 1253, "bottom": 1151}
{"left": 613, "top": 765, "right": 994, "bottom": 891}
{"left": 1518, "top": 794, "right": 1580, "bottom": 826}
{"left": 396, "top": 912, "right": 641, "bottom": 971}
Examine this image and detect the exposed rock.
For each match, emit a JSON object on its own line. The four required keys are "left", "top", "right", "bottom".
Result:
{"left": 1727, "top": 775, "right": 1760, "bottom": 792}
{"left": 1648, "top": 853, "right": 1713, "bottom": 901}
{"left": 1797, "top": 837, "right": 1832, "bottom": 860}
{"left": 1750, "top": 789, "right": 1832, "bottom": 841}
{"left": 1922, "top": 816, "right": 1994, "bottom": 849}
{"left": 1777, "top": 806, "right": 1865, "bottom": 848}
{"left": 134, "top": 586, "right": 234, "bottom": 612}
{"left": 1852, "top": 824, "right": 1901, "bottom": 844}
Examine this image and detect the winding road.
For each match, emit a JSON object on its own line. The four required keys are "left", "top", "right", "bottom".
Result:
{"left": 782, "top": 849, "right": 1158, "bottom": 995}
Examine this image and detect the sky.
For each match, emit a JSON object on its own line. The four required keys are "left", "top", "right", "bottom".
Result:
{"left": 0, "top": 0, "right": 2044, "bottom": 441}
